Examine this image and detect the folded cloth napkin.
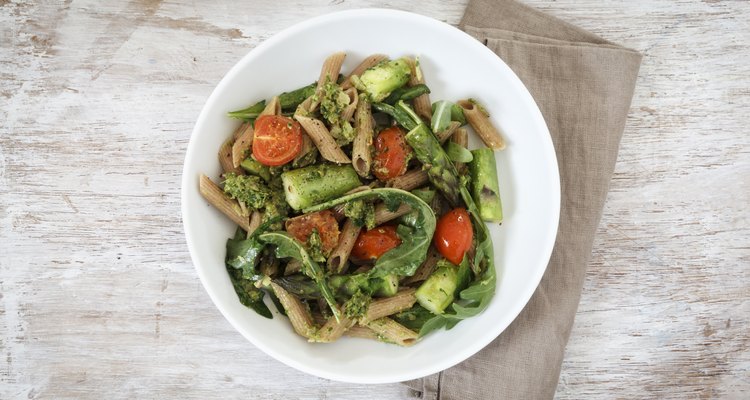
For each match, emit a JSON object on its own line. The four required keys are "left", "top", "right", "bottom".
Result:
{"left": 403, "top": 0, "right": 642, "bottom": 398}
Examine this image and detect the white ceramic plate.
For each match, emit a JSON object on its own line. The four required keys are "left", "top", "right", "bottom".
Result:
{"left": 182, "top": 9, "right": 559, "bottom": 384}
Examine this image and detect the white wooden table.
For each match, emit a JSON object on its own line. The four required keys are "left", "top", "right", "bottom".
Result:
{"left": 2, "top": 1, "right": 748, "bottom": 398}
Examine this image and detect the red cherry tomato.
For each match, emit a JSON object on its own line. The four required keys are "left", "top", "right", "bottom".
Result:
{"left": 351, "top": 225, "right": 402, "bottom": 261}
{"left": 252, "top": 115, "right": 303, "bottom": 166}
{"left": 372, "top": 126, "right": 411, "bottom": 181}
{"left": 434, "top": 208, "right": 473, "bottom": 265}
{"left": 285, "top": 210, "right": 340, "bottom": 253}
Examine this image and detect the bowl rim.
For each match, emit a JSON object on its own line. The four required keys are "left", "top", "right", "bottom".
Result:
{"left": 181, "top": 8, "right": 560, "bottom": 384}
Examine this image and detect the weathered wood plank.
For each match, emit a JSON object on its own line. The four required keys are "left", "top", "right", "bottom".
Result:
{"left": 1, "top": 0, "right": 748, "bottom": 399}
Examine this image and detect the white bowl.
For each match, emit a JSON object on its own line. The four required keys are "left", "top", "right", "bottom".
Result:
{"left": 182, "top": 9, "right": 559, "bottom": 384}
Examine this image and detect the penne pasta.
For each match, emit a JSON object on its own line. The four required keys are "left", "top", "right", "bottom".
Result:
{"left": 452, "top": 127, "right": 470, "bottom": 174}
{"left": 294, "top": 114, "right": 351, "bottom": 163}
{"left": 365, "top": 318, "right": 418, "bottom": 347}
{"left": 313, "top": 312, "right": 356, "bottom": 343}
{"left": 352, "top": 97, "right": 374, "bottom": 177}
{"left": 270, "top": 282, "right": 316, "bottom": 339}
{"left": 436, "top": 120, "right": 461, "bottom": 144}
{"left": 247, "top": 210, "right": 263, "bottom": 237}
{"left": 344, "top": 324, "right": 383, "bottom": 341}
{"left": 232, "top": 120, "right": 252, "bottom": 141}
{"left": 458, "top": 99, "right": 506, "bottom": 150}
{"left": 387, "top": 169, "right": 429, "bottom": 191}
{"left": 317, "top": 52, "right": 347, "bottom": 88}
{"left": 402, "top": 247, "right": 441, "bottom": 285}
{"left": 231, "top": 123, "right": 254, "bottom": 168}
{"left": 341, "top": 53, "right": 388, "bottom": 90}
{"left": 284, "top": 259, "right": 302, "bottom": 276}
{"left": 373, "top": 203, "right": 411, "bottom": 226}
{"left": 259, "top": 95, "right": 281, "bottom": 117}
{"left": 332, "top": 186, "right": 371, "bottom": 220}
{"left": 219, "top": 138, "right": 244, "bottom": 175}
{"left": 198, "top": 174, "right": 250, "bottom": 232}
{"left": 327, "top": 219, "right": 361, "bottom": 274}
{"left": 406, "top": 58, "right": 433, "bottom": 121}
{"left": 340, "top": 87, "right": 359, "bottom": 122}
{"left": 360, "top": 288, "right": 417, "bottom": 324}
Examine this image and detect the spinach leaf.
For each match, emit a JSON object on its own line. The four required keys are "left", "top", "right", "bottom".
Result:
{"left": 258, "top": 231, "right": 341, "bottom": 322}
{"left": 226, "top": 266, "right": 272, "bottom": 318}
{"left": 225, "top": 218, "right": 279, "bottom": 280}
{"left": 444, "top": 141, "right": 474, "bottom": 163}
{"left": 303, "top": 188, "right": 436, "bottom": 278}
{"left": 431, "top": 100, "right": 453, "bottom": 134}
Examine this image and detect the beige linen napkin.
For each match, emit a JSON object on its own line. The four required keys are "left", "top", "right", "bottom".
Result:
{"left": 404, "top": 0, "right": 642, "bottom": 398}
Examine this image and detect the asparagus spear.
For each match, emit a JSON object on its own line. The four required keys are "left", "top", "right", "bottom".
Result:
{"left": 281, "top": 164, "right": 362, "bottom": 210}
{"left": 404, "top": 124, "right": 461, "bottom": 206}
{"left": 468, "top": 148, "right": 503, "bottom": 223}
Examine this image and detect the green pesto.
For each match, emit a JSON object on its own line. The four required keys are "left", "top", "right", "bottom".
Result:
{"left": 306, "top": 229, "right": 326, "bottom": 262}
{"left": 222, "top": 173, "right": 271, "bottom": 210}
{"left": 342, "top": 199, "right": 376, "bottom": 230}
{"left": 320, "top": 80, "right": 350, "bottom": 126}
{"left": 343, "top": 290, "right": 371, "bottom": 319}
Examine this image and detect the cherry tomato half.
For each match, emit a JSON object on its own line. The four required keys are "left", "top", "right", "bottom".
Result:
{"left": 434, "top": 208, "right": 473, "bottom": 265}
{"left": 372, "top": 126, "right": 411, "bottom": 181}
{"left": 252, "top": 115, "right": 303, "bottom": 166}
{"left": 285, "top": 210, "right": 340, "bottom": 253}
{"left": 351, "top": 225, "right": 402, "bottom": 261}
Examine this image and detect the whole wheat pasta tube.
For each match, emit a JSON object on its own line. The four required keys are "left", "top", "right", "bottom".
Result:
{"left": 317, "top": 52, "right": 346, "bottom": 88}
{"left": 341, "top": 53, "right": 388, "bottom": 90}
{"left": 259, "top": 95, "right": 281, "bottom": 117}
{"left": 436, "top": 121, "right": 461, "bottom": 143}
{"left": 247, "top": 210, "right": 263, "bottom": 236}
{"left": 219, "top": 138, "right": 244, "bottom": 175}
{"left": 270, "top": 282, "right": 316, "bottom": 339}
{"left": 232, "top": 120, "right": 252, "bottom": 141}
{"left": 457, "top": 99, "right": 506, "bottom": 150}
{"left": 365, "top": 318, "right": 419, "bottom": 347}
{"left": 294, "top": 114, "right": 351, "bottom": 163}
{"left": 327, "top": 219, "right": 361, "bottom": 274}
{"left": 406, "top": 58, "right": 432, "bottom": 121}
{"left": 332, "top": 186, "right": 371, "bottom": 220}
{"left": 284, "top": 259, "right": 302, "bottom": 276}
{"left": 231, "top": 123, "right": 254, "bottom": 168}
{"left": 360, "top": 288, "right": 417, "bottom": 324}
{"left": 451, "top": 127, "right": 470, "bottom": 174}
{"left": 402, "top": 247, "right": 441, "bottom": 285}
{"left": 373, "top": 203, "right": 411, "bottom": 226}
{"left": 387, "top": 169, "right": 429, "bottom": 191}
{"left": 313, "top": 312, "right": 356, "bottom": 343}
{"left": 198, "top": 174, "right": 250, "bottom": 232}
{"left": 345, "top": 324, "right": 382, "bottom": 341}
{"left": 340, "top": 87, "right": 359, "bottom": 122}
{"left": 352, "top": 97, "right": 374, "bottom": 177}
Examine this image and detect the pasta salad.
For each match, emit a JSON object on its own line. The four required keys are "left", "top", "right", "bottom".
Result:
{"left": 199, "top": 53, "right": 506, "bottom": 346}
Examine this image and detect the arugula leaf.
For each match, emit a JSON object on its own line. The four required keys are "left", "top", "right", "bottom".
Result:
{"left": 444, "top": 141, "right": 474, "bottom": 163}
{"left": 303, "top": 188, "right": 436, "bottom": 278}
{"left": 417, "top": 184, "right": 497, "bottom": 337}
{"left": 258, "top": 231, "right": 341, "bottom": 322}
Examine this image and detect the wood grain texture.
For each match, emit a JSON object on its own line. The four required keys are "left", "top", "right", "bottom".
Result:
{"left": 1, "top": 1, "right": 747, "bottom": 399}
